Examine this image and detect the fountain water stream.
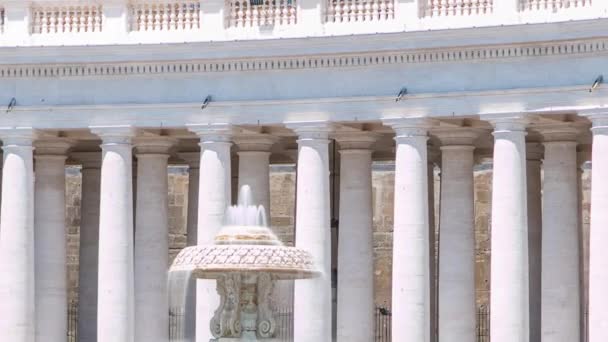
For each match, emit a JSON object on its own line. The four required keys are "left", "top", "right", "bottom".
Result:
{"left": 168, "top": 186, "right": 319, "bottom": 341}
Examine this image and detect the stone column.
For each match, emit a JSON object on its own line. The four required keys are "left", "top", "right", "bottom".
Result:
{"left": 72, "top": 152, "right": 101, "bottom": 342}
{"left": 540, "top": 128, "right": 580, "bottom": 342}
{"left": 587, "top": 113, "right": 608, "bottom": 341}
{"left": 334, "top": 133, "right": 376, "bottom": 342}
{"left": 383, "top": 118, "right": 433, "bottom": 342}
{"left": 428, "top": 149, "right": 439, "bottom": 342}
{"left": 526, "top": 142, "right": 542, "bottom": 342}
{"left": 178, "top": 152, "right": 200, "bottom": 247}
{"left": 489, "top": 116, "right": 529, "bottom": 342}
{"left": 234, "top": 134, "right": 277, "bottom": 219}
{"left": 287, "top": 122, "right": 333, "bottom": 342}
{"left": 0, "top": 128, "right": 36, "bottom": 342}
{"left": 90, "top": 126, "right": 135, "bottom": 342}
{"left": 134, "top": 138, "right": 174, "bottom": 342}
{"left": 187, "top": 124, "right": 233, "bottom": 342}
{"left": 34, "top": 139, "right": 71, "bottom": 342}
{"left": 435, "top": 130, "right": 478, "bottom": 342}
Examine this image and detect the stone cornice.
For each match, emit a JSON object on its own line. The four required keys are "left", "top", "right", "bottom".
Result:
{"left": 1, "top": 36, "right": 608, "bottom": 78}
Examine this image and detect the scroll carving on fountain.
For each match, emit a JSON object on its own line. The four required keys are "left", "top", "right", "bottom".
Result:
{"left": 169, "top": 185, "right": 319, "bottom": 341}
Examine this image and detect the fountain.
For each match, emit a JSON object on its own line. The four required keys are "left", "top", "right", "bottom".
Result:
{"left": 169, "top": 186, "right": 319, "bottom": 341}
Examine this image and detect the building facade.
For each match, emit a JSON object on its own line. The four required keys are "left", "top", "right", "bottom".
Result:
{"left": 0, "top": 0, "right": 607, "bottom": 342}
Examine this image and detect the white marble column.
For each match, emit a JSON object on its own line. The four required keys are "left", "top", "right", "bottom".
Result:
{"left": 588, "top": 113, "right": 608, "bottom": 341}
{"left": 34, "top": 140, "right": 71, "bottom": 342}
{"left": 540, "top": 128, "right": 580, "bottom": 342}
{"left": 383, "top": 118, "right": 433, "bottom": 342}
{"left": 0, "top": 128, "right": 36, "bottom": 342}
{"left": 187, "top": 124, "right": 233, "bottom": 342}
{"left": 436, "top": 130, "right": 478, "bottom": 342}
{"left": 178, "top": 152, "right": 200, "bottom": 247}
{"left": 91, "top": 126, "right": 135, "bottom": 342}
{"left": 335, "top": 133, "right": 376, "bottom": 342}
{"left": 526, "top": 142, "right": 542, "bottom": 342}
{"left": 234, "top": 134, "right": 277, "bottom": 219}
{"left": 287, "top": 122, "right": 333, "bottom": 342}
{"left": 427, "top": 151, "right": 439, "bottom": 342}
{"left": 489, "top": 116, "right": 529, "bottom": 342}
{"left": 72, "top": 152, "right": 101, "bottom": 342}
{"left": 134, "top": 138, "right": 174, "bottom": 342}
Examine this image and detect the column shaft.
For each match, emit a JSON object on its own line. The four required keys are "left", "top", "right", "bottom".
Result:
{"left": 93, "top": 127, "right": 135, "bottom": 342}
{"left": 34, "top": 143, "right": 70, "bottom": 342}
{"left": 134, "top": 141, "right": 172, "bottom": 342}
{"left": 542, "top": 138, "right": 580, "bottom": 342}
{"left": 75, "top": 153, "right": 101, "bottom": 342}
{"left": 290, "top": 123, "right": 332, "bottom": 342}
{"left": 0, "top": 130, "right": 36, "bottom": 342}
{"left": 237, "top": 151, "right": 271, "bottom": 219}
{"left": 188, "top": 125, "right": 232, "bottom": 342}
{"left": 589, "top": 117, "right": 608, "bottom": 341}
{"left": 386, "top": 119, "right": 432, "bottom": 342}
{"left": 526, "top": 143, "right": 542, "bottom": 342}
{"left": 489, "top": 118, "right": 529, "bottom": 342}
{"left": 438, "top": 145, "right": 476, "bottom": 342}
{"left": 336, "top": 139, "right": 375, "bottom": 342}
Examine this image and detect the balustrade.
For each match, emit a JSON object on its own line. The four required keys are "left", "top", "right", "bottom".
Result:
{"left": 520, "top": 0, "right": 591, "bottom": 11}
{"left": 423, "top": 0, "right": 493, "bottom": 16}
{"left": 129, "top": 1, "right": 201, "bottom": 31}
{"left": 32, "top": 5, "right": 103, "bottom": 34}
{"left": 325, "top": 0, "right": 394, "bottom": 23}
{"left": 227, "top": 0, "right": 297, "bottom": 27}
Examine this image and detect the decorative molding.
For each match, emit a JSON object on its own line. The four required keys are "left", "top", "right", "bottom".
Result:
{"left": 1, "top": 37, "right": 607, "bottom": 78}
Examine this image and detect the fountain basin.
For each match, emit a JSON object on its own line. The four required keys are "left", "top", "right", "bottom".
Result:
{"left": 171, "top": 244, "right": 319, "bottom": 280}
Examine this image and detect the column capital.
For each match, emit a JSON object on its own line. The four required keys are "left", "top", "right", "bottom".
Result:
{"left": 333, "top": 132, "right": 378, "bottom": 151}
{"left": 177, "top": 152, "right": 200, "bottom": 168}
{"left": 233, "top": 134, "right": 278, "bottom": 152}
{"left": 433, "top": 128, "right": 482, "bottom": 147}
{"left": 90, "top": 125, "right": 136, "bottom": 144}
{"left": 526, "top": 142, "right": 544, "bottom": 161}
{"left": 537, "top": 125, "right": 581, "bottom": 143}
{"left": 0, "top": 127, "right": 37, "bottom": 147}
{"left": 133, "top": 137, "right": 176, "bottom": 156}
{"left": 71, "top": 152, "right": 102, "bottom": 169}
{"left": 187, "top": 123, "right": 233, "bottom": 142}
{"left": 34, "top": 139, "right": 72, "bottom": 158}
{"left": 577, "top": 108, "right": 608, "bottom": 130}
{"left": 486, "top": 114, "right": 529, "bottom": 132}
{"left": 382, "top": 117, "right": 436, "bottom": 138}
{"left": 285, "top": 121, "right": 334, "bottom": 140}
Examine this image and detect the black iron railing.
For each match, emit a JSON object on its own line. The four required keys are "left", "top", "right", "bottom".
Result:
{"left": 67, "top": 300, "right": 78, "bottom": 342}
{"left": 476, "top": 305, "right": 490, "bottom": 342}
{"left": 375, "top": 306, "right": 392, "bottom": 342}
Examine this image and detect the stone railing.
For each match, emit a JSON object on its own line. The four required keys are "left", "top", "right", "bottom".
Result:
{"left": 423, "top": 0, "right": 493, "bottom": 17}
{"left": 520, "top": 0, "right": 592, "bottom": 11}
{"left": 325, "top": 0, "right": 395, "bottom": 23}
{"left": 129, "top": 1, "right": 201, "bottom": 31}
{"left": 31, "top": 4, "right": 103, "bottom": 34}
{"left": 227, "top": 0, "right": 298, "bottom": 27}
{"left": 0, "top": 0, "right": 604, "bottom": 45}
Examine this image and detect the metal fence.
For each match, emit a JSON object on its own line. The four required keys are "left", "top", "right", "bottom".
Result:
{"left": 375, "top": 306, "right": 392, "bottom": 342}
{"left": 68, "top": 300, "right": 78, "bottom": 342}
{"left": 476, "top": 305, "right": 490, "bottom": 342}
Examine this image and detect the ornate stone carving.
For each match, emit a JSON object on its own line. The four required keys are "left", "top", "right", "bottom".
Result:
{"left": 211, "top": 273, "right": 242, "bottom": 339}
{"left": 256, "top": 273, "right": 277, "bottom": 338}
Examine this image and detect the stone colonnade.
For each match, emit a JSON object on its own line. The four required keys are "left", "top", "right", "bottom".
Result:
{"left": 0, "top": 113, "right": 606, "bottom": 342}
